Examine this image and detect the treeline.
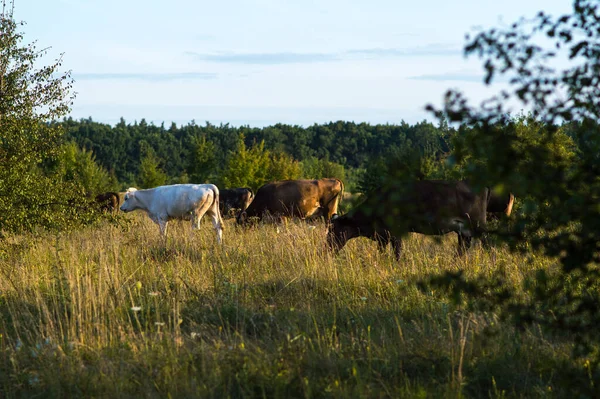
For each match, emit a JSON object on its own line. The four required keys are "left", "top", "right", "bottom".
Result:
{"left": 61, "top": 117, "right": 453, "bottom": 193}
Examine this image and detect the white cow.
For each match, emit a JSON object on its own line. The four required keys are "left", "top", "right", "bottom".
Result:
{"left": 120, "top": 184, "right": 223, "bottom": 243}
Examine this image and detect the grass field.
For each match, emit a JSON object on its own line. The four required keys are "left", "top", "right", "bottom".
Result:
{"left": 0, "top": 213, "right": 592, "bottom": 398}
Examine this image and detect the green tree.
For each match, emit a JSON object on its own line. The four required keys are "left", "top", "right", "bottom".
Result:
{"left": 220, "top": 135, "right": 270, "bottom": 191}
{"left": 268, "top": 152, "right": 302, "bottom": 182}
{"left": 55, "top": 142, "right": 116, "bottom": 196}
{"left": 137, "top": 145, "right": 167, "bottom": 188}
{"left": 187, "top": 134, "right": 217, "bottom": 183}
{"left": 0, "top": 3, "right": 93, "bottom": 233}
{"left": 302, "top": 156, "right": 346, "bottom": 182}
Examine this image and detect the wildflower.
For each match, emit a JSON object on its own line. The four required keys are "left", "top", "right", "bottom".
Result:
{"left": 360, "top": 297, "right": 367, "bottom": 301}
{"left": 148, "top": 292, "right": 160, "bottom": 297}
{"left": 155, "top": 322, "right": 165, "bottom": 326}
{"left": 396, "top": 279, "right": 404, "bottom": 284}
{"left": 131, "top": 306, "right": 142, "bottom": 312}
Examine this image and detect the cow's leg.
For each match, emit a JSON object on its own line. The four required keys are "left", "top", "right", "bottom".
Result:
{"left": 197, "top": 195, "right": 223, "bottom": 245}
{"left": 191, "top": 195, "right": 213, "bottom": 232}
{"left": 150, "top": 215, "right": 168, "bottom": 238}
{"left": 207, "top": 210, "right": 223, "bottom": 244}
{"left": 158, "top": 219, "right": 168, "bottom": 238}
{"left": 391, "top": 237, "right": 402, "bottom": 261}
{"left": 191, "top": 211, "right": 202, "bottom": 230}
{"left": 457, "top": 233, "right": 471, "bottom": 256}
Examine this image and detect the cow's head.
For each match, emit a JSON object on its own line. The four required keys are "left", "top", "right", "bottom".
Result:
{"left": 120, "top": 189, "right": 138, "bottom": 213}
{"left": 236, "top": 210, "right": 248, "bottom": 225}
{"left": 326, "top": 213, "right": 358, "bottom": 254}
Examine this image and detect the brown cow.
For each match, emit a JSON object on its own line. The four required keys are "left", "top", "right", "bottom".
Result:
{"left": 237, "top": 178, "right": 344, "bottom": 224}
{"left": 95, "top": 191, "right": 120, "bottom": 213}
{"left": 327, "top": 180, "right": 491, "bottom": 260}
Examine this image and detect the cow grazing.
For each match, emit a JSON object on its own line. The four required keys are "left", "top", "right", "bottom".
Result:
{"left": 327, "top": 180, "right": 491, "bottom": 260}
{"left": 120, "top": 184, "right": 223, "bottom": 243}
{"left": 95, "top": 191, "right": 120, "bottom": 213}
{"left": 220, "top": 187, "right": 254, "bottom": 218}
{"left": 237, "top": 178, "right": 344, "bottom": 224}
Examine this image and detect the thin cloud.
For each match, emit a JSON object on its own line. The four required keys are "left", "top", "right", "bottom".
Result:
{"left": 409, "top": 72, "right": 510, "bottom": 83}
{"left": 74, "top": 72, "right": 218, "bottom": 82}
{"left": 185, "top": 51, "right": 339, "bottom": 64}
{"left": 185, "top": 43, "right": 461, "bottom": 65}
{"left": 348, "top": 44, "right": 461, "bottom": 58}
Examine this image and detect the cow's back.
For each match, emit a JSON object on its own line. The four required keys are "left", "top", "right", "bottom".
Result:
{"left": 148, "top": 184, "right": 217, "bottom": 217}
{"left": 348, "top": 180, "right": 489, "bottom": 235}
{"left": 244, "top": 180, "right": 320, "bottom": 218}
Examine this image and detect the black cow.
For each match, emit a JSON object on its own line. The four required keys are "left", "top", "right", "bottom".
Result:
{"left": 220, "top": 187, "right": 254, "bottom": 218}
{"left": 327, "top": 180, "right": 491, "bottom": 260}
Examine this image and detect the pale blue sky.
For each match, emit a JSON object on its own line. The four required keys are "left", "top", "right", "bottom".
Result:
{"left": 16, "top": 1, "right": 570, "bottom": 127}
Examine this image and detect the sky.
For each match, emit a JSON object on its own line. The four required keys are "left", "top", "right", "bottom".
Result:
{"left": 15, "top": 0, "right": 572, "bottom": 127}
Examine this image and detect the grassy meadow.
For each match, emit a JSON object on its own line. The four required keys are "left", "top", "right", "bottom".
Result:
{"left": 0, "top": 213, "right": 591, "bottom": 398}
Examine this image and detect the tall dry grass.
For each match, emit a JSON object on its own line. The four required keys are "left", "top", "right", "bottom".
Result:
{"left": 0, "top": 213, "right": 590, "bottom": 398}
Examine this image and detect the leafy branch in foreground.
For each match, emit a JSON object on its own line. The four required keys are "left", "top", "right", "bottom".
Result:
{"left": 422, "top": 0, "right": 600, "bottom": 367}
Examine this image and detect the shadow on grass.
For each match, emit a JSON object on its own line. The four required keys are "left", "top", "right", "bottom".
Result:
{"left": 0, "top": 276, "right": 596, "bottom": 397}
{"left": 178, "top": 276, "right": 594, "bottom": 398}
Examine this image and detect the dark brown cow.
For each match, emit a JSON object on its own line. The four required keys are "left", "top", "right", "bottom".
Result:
{"left": 220, "top": 187, "right": 254, "bottom": 218}
{"left": 237, "top": 178, "right": 344, "bottom": 224}
{"left": 327, "top": 180, "right": 491, "bottom": 260}
{"left": 95, "top": 191, "right": 120, "bottom": 213}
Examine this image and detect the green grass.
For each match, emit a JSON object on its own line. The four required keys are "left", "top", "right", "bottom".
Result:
{"left": 0, "top": 214, "right": 594, "bottom": 398}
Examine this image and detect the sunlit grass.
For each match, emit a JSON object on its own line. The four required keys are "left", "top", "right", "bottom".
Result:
{"left": 0, "top": 213, "right": 589, "bottom": 397}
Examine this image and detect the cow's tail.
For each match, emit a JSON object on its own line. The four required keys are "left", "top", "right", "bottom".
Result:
{"left": 505, "top": 193, "right": 515, "bottom": 216}
{"left": 322, "top": 179, "right": 345, "bottom": 220}
{"left": 212, "top": 185, "right": 224, "bottom": 228}
{"left": 337, "top": 178, "right": 345, "bottom": 211}
{"left": 329, "top": 178, "right": 345, "bottom": 215}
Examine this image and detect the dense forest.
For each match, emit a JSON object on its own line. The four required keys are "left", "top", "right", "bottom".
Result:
{"left": 59, "top": 116, "right": 453, "bottom": 194}
{"left": 59, "top": 115, "right": 578, "bottom": 197}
